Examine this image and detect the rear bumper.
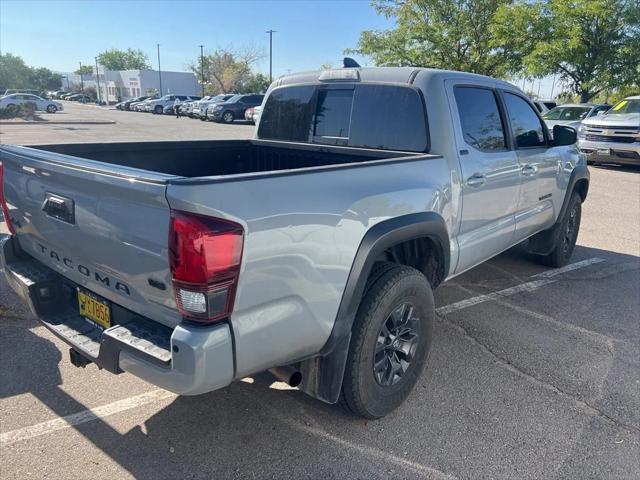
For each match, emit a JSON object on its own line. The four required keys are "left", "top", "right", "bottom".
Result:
{"left": 0, "top": 236, "right": 234, "bottom": 395}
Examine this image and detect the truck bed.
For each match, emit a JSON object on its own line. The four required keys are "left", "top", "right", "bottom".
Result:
{"left": 28, "top": 139, "right": 413, "bottom": 179}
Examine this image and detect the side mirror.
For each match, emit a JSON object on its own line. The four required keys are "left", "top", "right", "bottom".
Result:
{"left": 552, "top": 125, "right": 577, "bottom": 146}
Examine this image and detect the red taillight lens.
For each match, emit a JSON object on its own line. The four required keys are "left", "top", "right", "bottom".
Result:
{"left": 168, "top": 210, "right": 244, "bottom": 323}
{"left": 0, "top": 163, "right": 17, "bottom": 235}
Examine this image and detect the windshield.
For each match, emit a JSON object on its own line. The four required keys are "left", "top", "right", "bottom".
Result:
{"left": 225, "top": 95, "right": 242, "bottom": 103}
{"left": 607, "top": 99, "right": 640, "bottom": 114}
{"left": 543, "top": 106, "right": 591, "bottom": 121}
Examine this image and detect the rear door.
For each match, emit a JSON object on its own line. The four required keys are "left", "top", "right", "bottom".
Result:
{"left": 500, "top": 91, "right": 559, "bottom": 240}
{"left": 1, "top": 146, "right": 181, "bottom": 327}
{"left": 446, "top": 82, "right": 521, "bottom": 274}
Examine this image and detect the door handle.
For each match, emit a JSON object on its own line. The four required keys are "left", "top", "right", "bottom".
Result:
{"left": 466, "top": 173, "right": 486, "bottom": 187}
{"left": 521, "top": 164, "right": 538, "bottom": 176}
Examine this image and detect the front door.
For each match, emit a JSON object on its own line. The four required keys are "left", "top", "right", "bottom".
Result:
{"left": 446, "top": 83, "right": 521, "bottom": 274}
{"left": 501, "top": 91, "right": 559, "bottom": 240}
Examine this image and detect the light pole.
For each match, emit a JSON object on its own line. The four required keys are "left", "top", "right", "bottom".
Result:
{"left": 94, "top": 57, "right": 102, "bottom": 104}
{"left": 199, "top": 44, "right": 205, "bottom": 97}
{"left": 266, "top": 29, "right": 276, "bottom": 83}
{"left": 79, "top": 62, "right": 85, "bottom": 98}
{"left": 157, "top": 43, "right": 163, "bottom": 96}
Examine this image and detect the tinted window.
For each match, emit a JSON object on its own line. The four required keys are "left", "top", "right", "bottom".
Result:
{"left": 314, "top": 89, "right": 353, "bottom": 140}
{"left": 258, "top": 84, "right": 429, "bottom": 152}
{"left": 350, "top": 84, "right": 428, "bottom": 151}
{"left": 258, "top": 85, "right": 315, "bottom": 142}
{"left": 454, "top": 87, "right": 506, "bottom": 151}
{"left": 543, "top": 106, "right": 590, "bottom": 121}
{"left": 504, "top": 93, "right": 546, "bottom": 147}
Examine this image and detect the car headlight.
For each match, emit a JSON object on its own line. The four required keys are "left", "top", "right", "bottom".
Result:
{"left": 577, "top": 125, "right": 586, "bottom": 139}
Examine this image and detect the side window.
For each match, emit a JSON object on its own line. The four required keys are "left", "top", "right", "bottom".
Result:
{"left": 454, "top": 87, "right": 507, "bottom": 151}
{"left": 503, "top": 93, "right": 546, "bottom": 148}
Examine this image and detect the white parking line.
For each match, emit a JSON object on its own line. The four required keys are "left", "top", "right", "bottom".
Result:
{"left": 436, "top": 257, "right": 605, "bottom": 315}
{"left": 0, "top": 389, "right": 175, "bottom": 446}
{"left": 0, "top": 257, "right": 606, "bottom": 445}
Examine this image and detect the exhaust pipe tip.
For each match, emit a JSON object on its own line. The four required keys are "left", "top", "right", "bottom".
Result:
{"left": 269, "top": 366, "right": 302, "bottom": 387}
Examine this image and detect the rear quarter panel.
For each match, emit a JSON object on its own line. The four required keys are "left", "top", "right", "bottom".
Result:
{"left": 166, "top": 156, "right": 452, "bottom": 378}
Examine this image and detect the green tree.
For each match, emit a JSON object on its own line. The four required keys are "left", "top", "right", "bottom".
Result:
{"left": 348, "top": 0, "right": 521, "bottom": 77}
{"left": 75, "top": 65, "right": 93, "bottom": 76}
{"left": 0, "top": 53, "right": 32, "bottom": 92}
{"left": 190, "top": 47, "right": 263, "bottom": 94}
{"left": 30, "top": 67, "right": 62, "bottom": 92}
{"left": 494, "top": 0, "right": 640, "bottom": 102}
{"left": 240, "top": 73, "right": 270, "bottom": 93}
{"left": 96, "top": 48, "right": 151, "bottom": 70}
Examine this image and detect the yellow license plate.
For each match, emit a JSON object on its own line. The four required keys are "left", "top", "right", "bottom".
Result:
{"left": 78, "top": 289, "right": 111, "bottom": 329}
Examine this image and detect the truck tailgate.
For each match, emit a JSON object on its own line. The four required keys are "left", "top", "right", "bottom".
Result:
{"left": 1, "top": 145, "right": 181, "bottom": 328}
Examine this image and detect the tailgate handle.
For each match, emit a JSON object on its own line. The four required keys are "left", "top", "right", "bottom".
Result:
{"left": 42, "top": 193, "right": 75, "bottom": 225}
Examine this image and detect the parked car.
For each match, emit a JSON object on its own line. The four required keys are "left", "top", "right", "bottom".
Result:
{"left": 543, "top": 104, "right": 610, "bottom": 131}
{"left": 244, "top": 106, "right": 256, "bottom": 123}
{"left": 145, "top": 95, "right": 200, "bottom": 114}
{"left": 0, "top": 66, "right": 587, "bottom": 419}
{"left": 0, "top": 93, "right": 63, "bottom": 113}
{"left": 121, "top": 96, "right": 154, "bottom": 111}
{"left": 578, "top": 95, "right": 640, "bottom": 166}
{"left": 192, "top": 94, "right": 234, "bottom": 119}
{"left": 66, "top": 94, "right": 92, "bottom": 103}
{"left": 60, "top": 92, "right": 80, "bottom": 100}
{"left": 207, "top": 94, "right": 264, "bottom": 123}
{"left": 132, "top": 98, "right": 156, "bottom": 112}
{"left": 251, "top": 105, "right": 262, "bottom": 124}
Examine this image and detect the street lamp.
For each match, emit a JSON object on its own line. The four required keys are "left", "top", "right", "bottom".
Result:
{"left": 199, "top": 45, "right": 205, "bottom": 97}
{"left": 94, "top": 57, "right": 102, "bottom": 104}
{"left": 157, "top": 44, "right": 163, "bottom": 96}
{"left": 266, "top": 29, "right": 276, "bottom": 83}
{"left": 79, "top": 62, "right": 85, "bottom": 100}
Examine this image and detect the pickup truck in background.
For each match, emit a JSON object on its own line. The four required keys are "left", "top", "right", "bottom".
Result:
{"left": 0, "top": 66, "right": 588, "bottom": 418}
{"left": 578, "top": 95, "right": 640, "bottom": 166}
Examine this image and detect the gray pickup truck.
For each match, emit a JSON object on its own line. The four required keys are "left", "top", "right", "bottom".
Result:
{"left": 0, "top": 67, "right": 588, "bottom": 418}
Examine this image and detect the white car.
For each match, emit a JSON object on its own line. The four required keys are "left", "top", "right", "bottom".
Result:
{"left": 145, "top": 95, "right": 200, "bottom": 114}
{"left": 0, "top": 94, "right": 63, "bottom": 113}
{"left": 543, "top": 103, "right": 611, "bottom": 131}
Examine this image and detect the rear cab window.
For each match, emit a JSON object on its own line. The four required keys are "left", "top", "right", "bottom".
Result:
{"left": 258, "top": 83, "right": 429, "bottom": 152}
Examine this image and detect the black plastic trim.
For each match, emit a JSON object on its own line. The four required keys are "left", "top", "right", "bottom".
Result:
{"left": 299, "top": 212, "right": 450, "bottom": 403}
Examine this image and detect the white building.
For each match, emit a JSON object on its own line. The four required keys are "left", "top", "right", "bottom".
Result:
{"left": 63, "top": 68, "right": 200, "bottom": 103}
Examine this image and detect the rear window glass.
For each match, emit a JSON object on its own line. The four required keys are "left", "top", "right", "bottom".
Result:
{"left": 258, "top": 83, "right": 428, "bottom": 152}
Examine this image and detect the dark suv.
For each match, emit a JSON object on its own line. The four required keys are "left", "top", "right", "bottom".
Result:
{"left": 207, "top": 94, "right": 265, "bottom": 123}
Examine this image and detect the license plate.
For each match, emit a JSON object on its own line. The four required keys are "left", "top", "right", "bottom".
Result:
{"left": 597, "top": 148, "right": 610, "bottom": 156}
{"left": 78, "top": 289, "right": 111, "bottom": 329}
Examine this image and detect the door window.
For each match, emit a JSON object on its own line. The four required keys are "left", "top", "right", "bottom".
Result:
{"left": 454, "top": 87, "right": 507, "bottom": 151}
{"left": 503, "top": 93, "right": 546, "bottom": 148}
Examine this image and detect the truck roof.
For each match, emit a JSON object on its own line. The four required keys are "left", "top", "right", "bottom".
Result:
{"left": 274, "top": 67, "right": 518, "bottom": 92}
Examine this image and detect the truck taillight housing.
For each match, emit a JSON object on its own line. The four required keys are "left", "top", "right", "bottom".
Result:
{"left": 168, "top": 210, "right": 244, "bottom": 323}
{"left": 0, "top": 163, "right": 17, "bottom": 235}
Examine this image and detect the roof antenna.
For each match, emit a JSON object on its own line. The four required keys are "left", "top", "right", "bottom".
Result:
{"left": 343, "top": 57, "right": 361, "bottom": 68}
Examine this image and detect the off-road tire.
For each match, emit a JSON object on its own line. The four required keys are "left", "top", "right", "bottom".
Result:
{"left": 539, "top": 192, "right": 582, "bottom": 268}
{"left": 340, "top": 264, "right": 434, "bottom": 418}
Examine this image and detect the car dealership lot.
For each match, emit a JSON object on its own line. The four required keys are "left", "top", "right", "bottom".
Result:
{"left": 1, "top": 104, "right": 638, "bottom": 479}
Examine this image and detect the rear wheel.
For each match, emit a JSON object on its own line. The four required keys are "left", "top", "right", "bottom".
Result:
{"left": 154, "top": 105, "right": 163, "bottom": 114}
{"left": 538, "top": 193, "right": 582, "bottom": 267}
{"left": 340, "top": 264, "right": 434, "bottom": 418}
{"left": 5, "top": 104, "right": 17, "bottom": 114}
{"left": 222, "top": 111, "right": 234, "bottom": 124}
{"left": 46, "top": 104, "right": 57, "bottom": 113}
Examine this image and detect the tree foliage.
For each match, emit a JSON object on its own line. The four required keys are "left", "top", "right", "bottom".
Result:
{"left": 96, "top": 48, "right": 151, "bottom": 71}
{"left": 494, "top": 0, "right": 640, "bottom": 102}
{"left": 190, "top": 47, "right": 264, "bottom": 94}
{"left": 348, "top": 0, "right": 520, "bottom": 77}
{"left": 75, "top": 65, "right": 93, "bottom": 76}
{"left": 0, "top": 53, "right": 61, "bottom": 93}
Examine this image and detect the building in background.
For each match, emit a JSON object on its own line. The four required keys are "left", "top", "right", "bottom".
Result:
{"left": 62, "top": 68, "right": 200, "bottom": 103}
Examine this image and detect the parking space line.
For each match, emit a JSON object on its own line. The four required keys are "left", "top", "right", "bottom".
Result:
{"left": 0, "top": 389, "right": 175, "bottom": 446}
{"left": 437, "top": 257, "right": 605, "bottom": 315}
{"left": 0, "top": 257, "right": 608, "bottom": 446}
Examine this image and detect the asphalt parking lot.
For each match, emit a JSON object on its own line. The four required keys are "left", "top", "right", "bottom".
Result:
{"left": 1, "top": 103, "right": 639, "bottom": 479}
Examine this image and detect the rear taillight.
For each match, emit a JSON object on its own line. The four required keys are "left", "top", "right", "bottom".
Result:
{"left": 0, "top": 163, "right": 17, "bottom": 235}
{"left": 168, "top": 210, "right": 244, "bottom": 323}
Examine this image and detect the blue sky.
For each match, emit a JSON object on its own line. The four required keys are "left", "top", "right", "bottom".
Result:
{"left": 1, "top": 0, "right": 558, "bottom": 97}
{"left": 0, "top": 0, "right": 392, "bottom": 75}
